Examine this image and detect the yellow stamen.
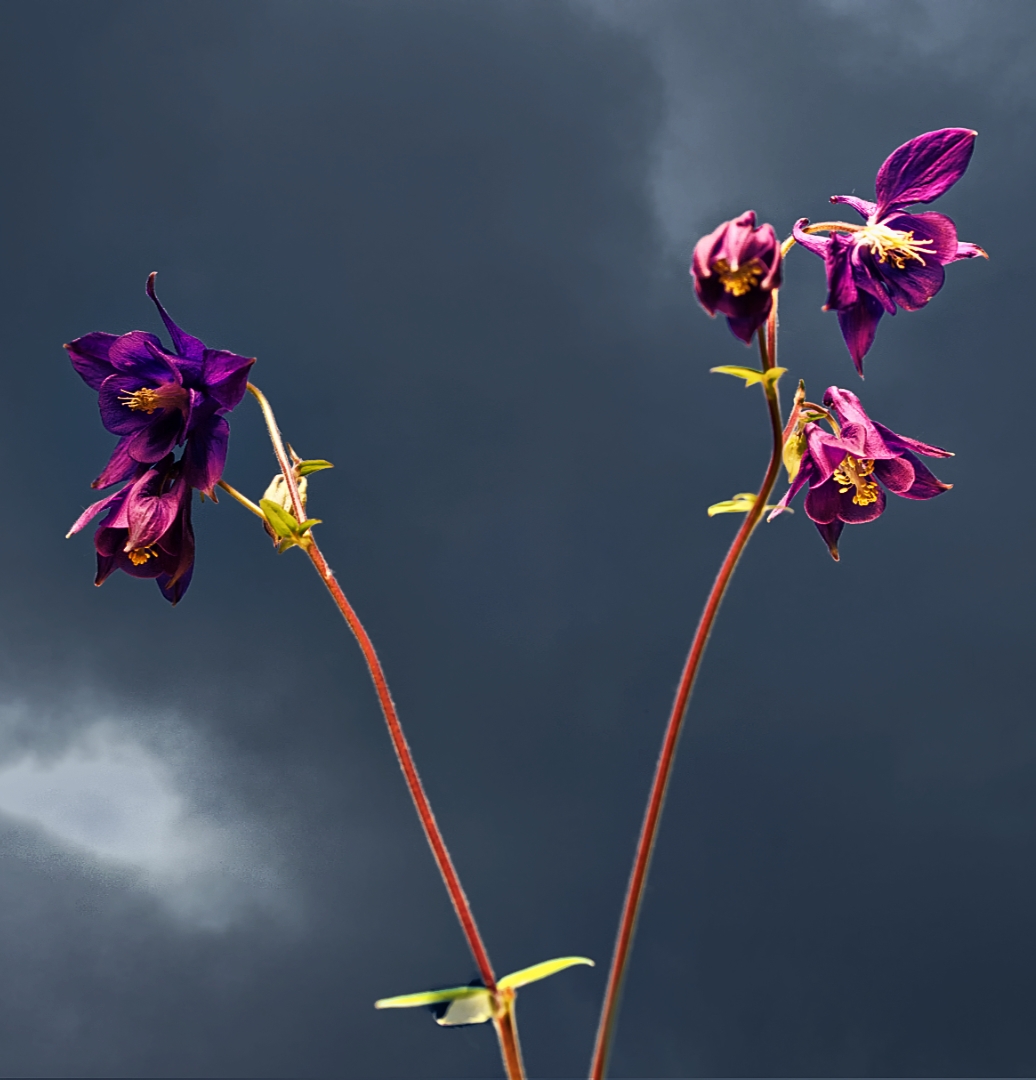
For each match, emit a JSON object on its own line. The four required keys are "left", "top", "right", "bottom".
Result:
{"left": 833, "top": 454, "right": 880, "bottom": 506}
{"left": 126, "top": 545, "right": 158, "bottom": 566}
{"left": 713, "top": 257, "right": 764, "bottom": 297}
{"left": 856, "top": 223, "right": 934, "bottom": 270}
{"left": 119, "top": 387, "right": 163, "bottom": 414}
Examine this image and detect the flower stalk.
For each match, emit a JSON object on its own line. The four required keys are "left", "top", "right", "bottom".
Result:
{"left": 589, "top": 306, "right": 785, "bottom": 1080}
{"left": 244, "top": 384, "right": 524, "bottom": 1080}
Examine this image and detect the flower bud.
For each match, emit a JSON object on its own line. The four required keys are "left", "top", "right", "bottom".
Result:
{"left": 692, "top": 210, "right": 782, "bottom": 344}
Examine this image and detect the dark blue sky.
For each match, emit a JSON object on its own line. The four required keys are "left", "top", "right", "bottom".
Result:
{"left": 0, "top": 1, "right": 1034, "bottom": 1076}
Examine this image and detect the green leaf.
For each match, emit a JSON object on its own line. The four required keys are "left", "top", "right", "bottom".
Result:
{"left": 707, "top": 493, "right": 791, "bottom": 518}
{"left": 374, "top": 986, "right": 486, "bottom": 1010}
{"left": 710, "top": 365, "right": 787, "bottom": 388}
{"left": 707, "top": 493, "right": 758, "bottom": 517}
{"left": 297, "top": 459, "right": 335, "bottom": 477}
{"left": 259, "top": 499, "right": 299, "bottom": 539}
{"left": 497, "top": 956, "right": 594, "bottom": 992}
{"left": 296, "top": 518, "right": 322, "bottom": 533}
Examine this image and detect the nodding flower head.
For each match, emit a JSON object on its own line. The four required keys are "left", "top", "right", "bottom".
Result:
{"left": 692, "top": 211, "right": 782, "bottom": 344}
{"left": 793, "top": 128, "right": 987, "bottom": 374}
{"left": 65, "top": 274, "right": 255, "bottom": 497}
{"left": 768, "top": 386, "right": 953, "bottom": 560}
{"left": 67, "top": 455, "right": 195, "bottom": 605}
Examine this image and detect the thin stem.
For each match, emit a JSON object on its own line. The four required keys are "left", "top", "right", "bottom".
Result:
{"left": 589, "top": 308, "right": 785, "bottom": 1080}
{"left": 494, "top": 1000, "right": 527, "bottom": 1080}
{"left": 245, "top": 383, "right": 522, "bottom": 1080}
{"left": 217, "top": 479, "right": 265, "bottom": 519}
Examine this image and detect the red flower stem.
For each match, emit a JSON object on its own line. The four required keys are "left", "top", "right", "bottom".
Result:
{"left": 588, "top": 310, "right": 785, "bottom": 1080}
{"left": 245, "top": 384, "right": 523, "bottom": 1080}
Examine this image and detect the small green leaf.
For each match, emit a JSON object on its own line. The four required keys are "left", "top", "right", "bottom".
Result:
{"left": 375, "top": 986, "right": 486, "bottom": 1010}
{"left": 296, "top": 459, "right": 334, "bottom": 477}
{"left": 497, "top": 956, "right": 594, "bottom": 992}
{"left": 296, "top": 518, "right": 322, "bottom": 533}
{"left": 707, "top": 493, "right": 758, "bottom": 517}
{"left": 710, "top": 365, "right": 787, "bottom": 388}
{"left": 259, "top": 499, "right": 299, "bottom": 539}
{"left": 708, "top": 493, "right": 791, "bottom": 518}
{"left": 782, "top": 430, "right": 808, "bottom": 482}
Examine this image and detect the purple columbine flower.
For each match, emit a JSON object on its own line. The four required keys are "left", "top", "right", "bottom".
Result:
{"left": 769, "top": 386, "right": 952, "bottom": 560}
{"left": 67, "top": 455, "right": 195, "bottom": 605}
{"left": 66, "top": 274, "right": 255, "bottom": 496}
{"left": 792, "top": 128, "right": 986, "bottom": 374}
{"left": 692, "top": 211, "right": 783, "bottom": 344}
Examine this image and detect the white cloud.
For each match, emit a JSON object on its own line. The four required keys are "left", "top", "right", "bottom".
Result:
{"left": 0, "top": 719, "right": 287, "bottom": 930}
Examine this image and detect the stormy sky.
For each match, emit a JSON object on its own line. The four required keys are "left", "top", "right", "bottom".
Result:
{"left": 0, "top": 1, "right": 1034, "bottom": 1076}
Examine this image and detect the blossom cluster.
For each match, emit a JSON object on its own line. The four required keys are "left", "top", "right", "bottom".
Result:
{"left": 692, "top": 128, "right": 981, "bottom": 557}
{"left": 66, "top": 275, "right": 254, "bottom": 603}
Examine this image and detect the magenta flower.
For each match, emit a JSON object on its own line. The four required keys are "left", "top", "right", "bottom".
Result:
{"left": 67, "top": 455, "right": 195, "bottom": 606}
{"left": 66, "top": 274, "right": 255, "bottom": 497}
{"left": 769, "top": 386, "right": 952, "bottom": 560}
{"left": 793, "top": 128, "right": 987, "bottom": 374}
{"left": 692, "top": 211, "right": 782, "bottom": 344}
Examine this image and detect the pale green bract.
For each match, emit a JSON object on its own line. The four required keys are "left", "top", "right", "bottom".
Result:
{"left": 710, "top": 364, "right": 786, "bottom": 388}
{"left": 374, "top": 956, "right": 594, "bottom": 1027}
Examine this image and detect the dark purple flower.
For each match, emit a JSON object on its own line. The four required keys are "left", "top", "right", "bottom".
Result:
{"left": 793, "top": 128, "right": 987, "bottom": 374}
{"left": 67, "top": 455, "right": 195, "bottom": 605}
{"left": 66, "top": 274, "right": 255, "bottom": 496}
{"left": 692, "top": 211, "right": 783, "bottom": 344}
{"left": 769, "top": 386, "right": 952, "bottom": 560}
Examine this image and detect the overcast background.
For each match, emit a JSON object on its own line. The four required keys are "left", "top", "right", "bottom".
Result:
{"left": 0, "top": 1, "right": 1033, "bottom": 1076}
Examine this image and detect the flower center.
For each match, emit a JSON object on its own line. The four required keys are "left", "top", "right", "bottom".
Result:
{"left": 833, "top": 454, "right": 879, "bottom": 506}
{"left": 856, "top": 224, "right": 934, "bottom": 270}
{"left": 126, "top": 545, "right": 158, "bottom": 566}
{"left": 118, "top": 383, "right": 188, "bottom": 415}
{"left": 713, "top": 258, "right": 765, "bottom": 297}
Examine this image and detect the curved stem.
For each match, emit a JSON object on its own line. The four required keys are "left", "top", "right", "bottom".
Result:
{"left": 244, "top": 383, "right": 522, "bottom": 1079}
{"left": 589, "top": 310, "right": 785, "bottom": 1080}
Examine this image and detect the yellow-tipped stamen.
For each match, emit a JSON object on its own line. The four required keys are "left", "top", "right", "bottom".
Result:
{"left": 713, "top": 257, "right": 765, "bottom": 297}
{"left": 833, "top": 454, "right": 880, "bottom": 506}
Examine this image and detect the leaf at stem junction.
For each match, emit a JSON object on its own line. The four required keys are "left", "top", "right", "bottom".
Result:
{"left": 710, "top": 364, "right": 787, "bottom": 388}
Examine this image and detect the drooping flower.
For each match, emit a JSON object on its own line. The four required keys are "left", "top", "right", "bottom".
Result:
{"left": 769, "top": 386, "right": 952, "bottom": 560}
{"left": 792, "top": 128, "right": 987, "bottom": 374}
{"left": 67, "top": 455, "right": 195, "bottom": 605}
{"left": 66, "top": 274, "right": 255, "bottom": 496}
{"left": 692, "top": 211, "right": 783, "bottom": 344}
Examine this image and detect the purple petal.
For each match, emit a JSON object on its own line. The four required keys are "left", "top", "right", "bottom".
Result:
{"left": 829, "top": 194, "right": 878, "bottom": 221}
{"left": 92, "top": 437, "right": 141, "bottom": 489}
{"left": 201, "top": 349, "right": 256, "bottom": 410}
{"left": 158, "top": 560, "right": 194, "bottom": 606}
{"left": 813, "top": 519, "right": 844, "bottom": 561}
{"left": 950, "top": 241, "right": 988, "bottom": 261}
{"left": 889, "top": 450, "right": 953, "bottom": 500}
{"left": 804, "top": 478, "right": 840, "bottom": 524}
{"left": 124, "top": 411, "right": 185, "bottom": 464}
{"left": 94, "top": 551, "right": 119, "bottom": 586}
{"left": 181, "top": 414, "right": 229, "bottom": 496}
{"left": 887, "top": 211, "right": 960, "bottom": 263}
{"left": 791, "top": 218, "right": 829, "bottom": 258}
{"left": 875, "top": 128, "right": 977, "bottom": 216}
{"left": 768, "top": 454, "right": 816, "bottom": 520}
{"left": 125, "top": 484, "right": 184, "bottom": 550}
{"left": 726, "top": 307, "right": 770, "bottom": 345}
{"left": 147, "top": 273, "right": 206, "bottom": 360}
{"left": 106, "top": 331, "right": 178, "bottom": 382}
{"left": 871, "top": 420, "right": 953, "bottom": 459}
{"left": 824, "top": 232, "right": 859, "bottom": 310}
{"left": 837, "top": 484, "right": 886, "bottom": 523}
{"left": 872, "top": 455, "right": 914, "bottom": 494}
{"left": 823, "top": 388, "right": 897, "bottom": 459}
{"left": 835, "top": 293, "right": 885, "bottom": 375}
{"left": 67, "top": 486, "right": 128, "bottom": 537}
{"left": 65, "top": 333, "right": 119, "bottom": 390}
